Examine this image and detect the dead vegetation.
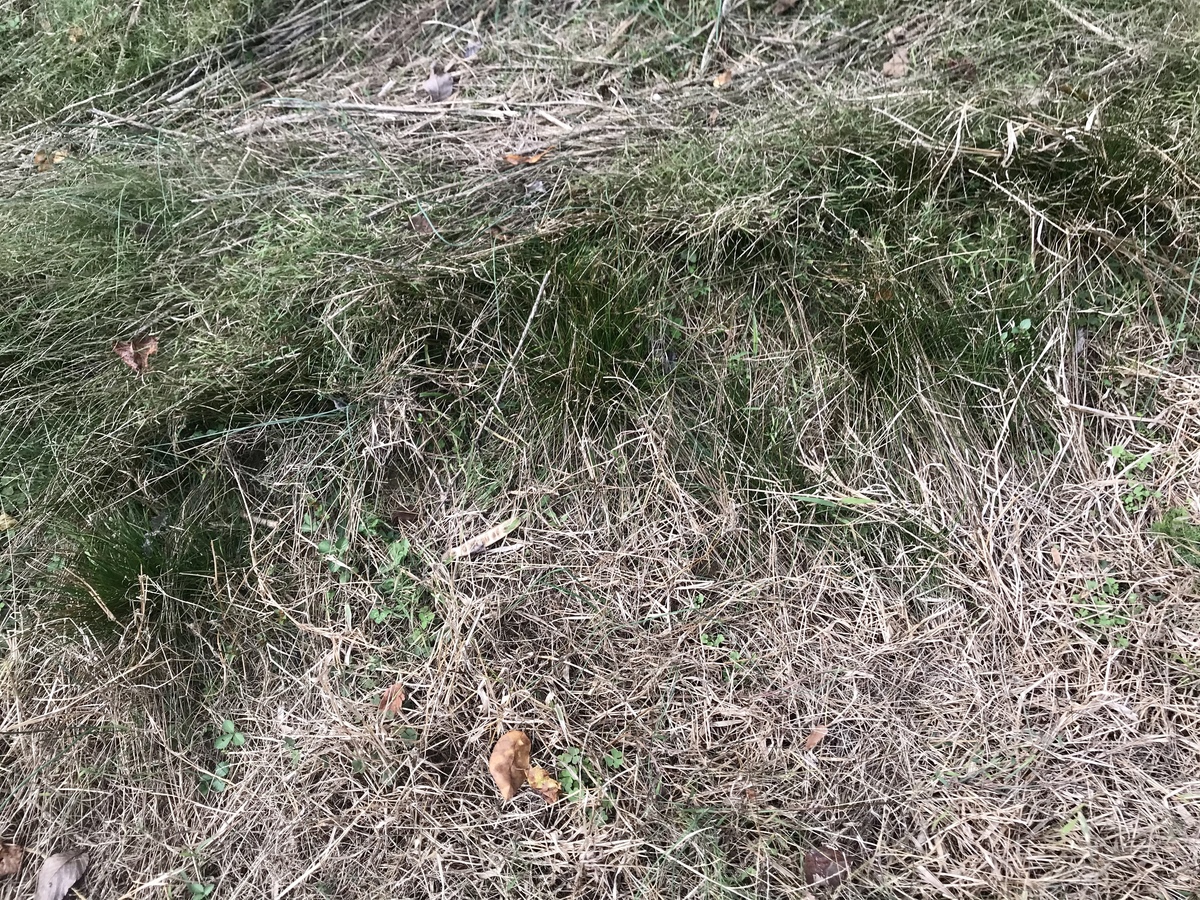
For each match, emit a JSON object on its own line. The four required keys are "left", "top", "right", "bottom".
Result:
{"left": 2, "top": 1, "right": 1200, "bottom": 897}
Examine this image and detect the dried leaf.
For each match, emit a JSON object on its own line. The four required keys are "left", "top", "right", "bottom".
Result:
{"left": 707, "top": 107, "right": 720, "bottom": 126}
{"left": 0, "top": 843, "right": 24, "bottom": 877}
{"left": 803, "top": 846, "right": 850, "bottom": 888}
{"left": 0, "top": 513, "right": 17, "bottom": 533}
{"left": 801, "top": 724, "right": 829, "bottom": 750}
{"left": 410, "top": 213, "right": 434, "bottom": 235}
{"left": 378, "top": 683, "right": 405, "bottom": 715}
{"left": 34, "top": 849, "right": 89, "bottom": 900}
{"left": 443, "top": 514, "right": 521, "bottom": 562}
{"left": 881, "top": 48, "right": 909, "bottom": 78}
{"left": 113, "top": 334, "right": 158, "bottom": 374}
{"left": 489, "top": 730, "right": 532, "bottom": 800}
{"left": 464, "top": 41, "right": 482, "bottom": 59}
{"left": 772, "top": 0, "right": 801, "bottom": 13}
{"left": 34, "top": 148, "right": 69, "bottom": 173}
{"left": 526, "top": 766, "right": 560, "bottom": 803}
{"left": 422, "top": 71, "right": 454, "bottom": 102}
{"left": 712, "top": 69, "right": 733, "bottom": 88}
{"left": 67, "top": 26, "right": 84, "bottom": 43}
{"left": 945, "top": 56, "right": 977, "bottom": 81}
{"left": 503, "top": 148, "right": 552, "bottom": 165}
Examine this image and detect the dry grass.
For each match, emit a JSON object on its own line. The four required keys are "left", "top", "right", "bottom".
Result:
{"left": 3, "top": 1, "right": 1200, "bottom": 898}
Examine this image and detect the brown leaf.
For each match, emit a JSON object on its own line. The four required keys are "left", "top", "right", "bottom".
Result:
{"left": 422, "top": 71, "right": 454, "bottom": 102}
{"left": 712, "top": 69, "right": 733, "bottom": 88}
{"left": 0, "top": 513, "right": 17, "bottom": 533}
{"left": 801, "top": 724, "right": 828, "bottom": 750}
{"left": 803, "top": 846, "right": 851, "bottom": 888}
{"left": 34, "top": 849, "right": 89, "bottom": 900}
{"left": 67, "top": 26, "right": 84, "bottom": 43}
{"left": 410, "top": 213, "right": 434, "bottom": 235}
{"left": 706, "top": 107, "right": 720, "bottom": 126}
{"left": 0, "top": 844, "right": 24, "bottom": 877}
{"left": 443, "top": 514, "right": 521, "bottom": 562}
{"left": 378, "top": 683, "right": 405, "bottom": 715}
{"left": 34, "top": 148, "right": 69, "bottom": 173}
{"left": 113, "top": 334, "right": 158, "bottom": 374}
{"left": 526, "top": 766, "right": 560, "bottom": 803}
{"left": 945, "top": 56, "right": 977, "bottom": 81}
{"left": 503, "top": 148, "right": 552, "bottom": 165}
{"left": 489, "top": 730, "right": 532, "bottom": 800}
{"left": 881, "top": 48, "right": 909, "bottom": 78}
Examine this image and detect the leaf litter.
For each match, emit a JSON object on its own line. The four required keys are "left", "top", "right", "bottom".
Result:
{"left": 113, "top": 335, "right": 158, "bottom": 374}
{"left": 421, "top": 70, "right": 454, "bottom": 101}
{"left": 34, "top": 849, "right": 89, "bottom": 900}
{"left": 488, "top": 730, "right": 559, "bottom": 803}
{"left": 801, "top": 724, "right": 828, "bottom": 750}
{"left": 0, "top": 843, "right": 23, "bottom": 877}
{"left": 503, "top": 148, "right": 552, "bottom": 165}
{"left": 443, "top": 514, "right": 521, "bottom": 562}
{"left": 378, "top": 683, "right": 406, "bottom": 715}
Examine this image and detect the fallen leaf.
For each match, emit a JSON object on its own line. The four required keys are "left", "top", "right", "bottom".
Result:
{"left": 712, "top": 69, "right": 733, "bottom": 88}
{"left": 489, "top": 730, "right": 532, "bottom": 800}
{"left": 33, "top": 148, "right": 69, "bottom": 173}
{"left": 34, "top": 849, "right": 89, "bottom": 900}
{"left": 378, "top": 683, "right": 405, "bottom": 715}
{"left": 945, "top": 56, "right": 977, "bottom": 81}
{"left": 801, "top": 724, "right": 829, "bottom": 750}
{"left": 113, "top": 334, "right": 158, "bottom": 374}
{"left": 464, "top": 41, "right": 481, "bottom": 59}
{"left": 443, "top": 514, "right": 521, "bottom": 562}
{"left": 0, "top": 513, "right": 17, "bottom": 533}
{"left": 526, "top": 766, "right": 560, "bottom": 803}
{"left": 707, "top": 107, "right": 720, "bottom": 126}
{"left": 410, "top": 213, "right": 434, "bottom": 235}
{"left": 882, "top": 48, "right": 909, "bottom": 78}
{"left": 803, "top": 846, "right": 851, "bottom": 888}
{"left": 772, "top": 0, "right": 801, "bottom": 13}
{"left": 67, "top": 26, "right": 84, "bottom": 43}
{"left": 422, "top": 70, "right": 454, "bottom": 102}
{"left": 0, "top": 843, "right": 24, "bottom": 877}
{"left": 503, "top": 148, "right": 552, "bottom": 165}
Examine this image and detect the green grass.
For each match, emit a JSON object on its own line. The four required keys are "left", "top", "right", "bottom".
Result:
{"left": 3, "top": 1, "right": 1200, "bottom": 897}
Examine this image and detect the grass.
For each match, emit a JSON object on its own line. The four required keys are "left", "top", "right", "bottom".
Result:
{"left": 3, "top": 1, "right": 1200, "bottom": 897}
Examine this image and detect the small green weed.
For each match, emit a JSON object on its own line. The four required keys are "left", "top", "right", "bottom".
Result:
{"left": 214, "top": 719, "right": 245, "bottom": 752}
{"left": 199, "top": 719, "right": 245, "bottom": 796}
{"left": 1000, "top": 316, "right": 1033, "bottom": 352}
{"left": 1110, "top": 445, "right": 1159, "bottom": 512}
{"left": 187, "top": 882, "right": 215, "bottom": 899}
{"left": 1071, "top": 575, "right": 1141, "bottom": 647}
{"left": 603, "top": 748, "right": 624, "bottom": 770}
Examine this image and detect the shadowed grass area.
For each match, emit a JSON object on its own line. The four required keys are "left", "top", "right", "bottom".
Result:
{"left": 3, "top": 1, "right": 1200, "bottom": 897}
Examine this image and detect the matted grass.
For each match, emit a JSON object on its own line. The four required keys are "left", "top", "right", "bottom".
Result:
{"left": 2, "top": 1, "right": 1199, "bottom": 898}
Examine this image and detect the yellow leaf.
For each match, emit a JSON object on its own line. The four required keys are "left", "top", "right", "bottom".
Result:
{"left": 503, "top": 148, "right": 552, "bottom": 165}
{"left": 526, "top": 766, "right": 560, "bottom": 803}
{"left": 0, "top": 513, "right": 17, "bottom": 533}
